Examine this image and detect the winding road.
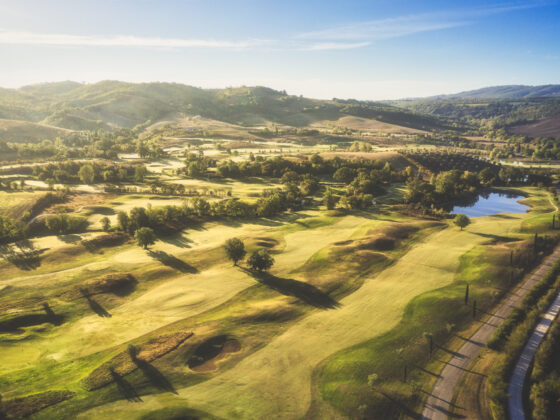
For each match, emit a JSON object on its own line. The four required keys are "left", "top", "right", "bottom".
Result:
{"left": 421, "top": 246, "right": 560, "bottom": 420}
{"left": 507, "top": 287, "right": 560, "bottom": 419}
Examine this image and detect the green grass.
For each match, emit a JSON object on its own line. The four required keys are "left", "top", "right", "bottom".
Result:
{"left": 312, "top": 187, "right": 558, "bottom": 419}
{"left": 0, "top": 177, "right": 555, "bottom": 420}
{"left": 0, "top": 190, "right": 47, "bottom": 219}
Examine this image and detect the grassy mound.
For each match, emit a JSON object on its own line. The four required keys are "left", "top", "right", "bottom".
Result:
{"left": 0, "top": 304, "right": 63, "bottom": 334}
{"left": 0, "top": 390, "right": 74, "bottom": 419}
{"left": 253, "top": 237, "right": 280, "bottom": 249}
{"left": 83, "top": 330, "right": 193, "bottom": 390}
{"left": 187, "top": 335, "right": 242, "bottom": 372}
{"left": 138, "top": 405, "right": 218, "bottom": 420}
{"left": 81, "top": 232, "right": 130, "bottom": 251}
{"left": 62, "top": 273, "right": 137, "bottom": 300}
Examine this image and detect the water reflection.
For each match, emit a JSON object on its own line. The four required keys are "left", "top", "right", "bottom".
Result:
{"left": 451, "top": 192, "right": 528, "bottom": 218}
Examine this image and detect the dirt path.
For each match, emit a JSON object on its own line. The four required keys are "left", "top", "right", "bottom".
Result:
{"left": 507, "top": 289, "right": 560, "bottom": 419}
{"left": 421, "top": 247, "right": 560, "bottom": 420}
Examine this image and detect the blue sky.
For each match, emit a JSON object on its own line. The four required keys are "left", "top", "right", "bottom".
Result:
{"left": 0, "top": 0, "right": 558, "bottom": 99}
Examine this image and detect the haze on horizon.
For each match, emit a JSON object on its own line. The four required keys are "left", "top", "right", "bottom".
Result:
{"left": 0, "top": 0, "right": 559, "bottom": 100}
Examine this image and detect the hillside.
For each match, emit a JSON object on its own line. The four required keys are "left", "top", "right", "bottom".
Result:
{"left": 0, "top": 81, "right": 453, "bottom": 135}
{"left": 433, "top": 84, "right": 560, "bottom": 99}
{"left": 509, "top": 117, "right": 560, "bottom": 139}
{"left": 0, "top": 119, "right": 72, "bottom": 143}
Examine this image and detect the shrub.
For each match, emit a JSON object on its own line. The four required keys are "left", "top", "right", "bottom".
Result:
{"left": 248, "top": 249, "right": 274, "bottom": 271}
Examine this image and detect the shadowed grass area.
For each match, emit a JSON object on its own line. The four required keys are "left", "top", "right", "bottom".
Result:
{"left": 243, "top": 268, "right": 340, "bottom": 309}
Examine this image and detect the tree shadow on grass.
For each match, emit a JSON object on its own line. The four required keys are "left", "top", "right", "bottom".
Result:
{"left": 468, "top": 231, "right": 518, "bottom": 242}
{"left": 132, "top": 359, "right": 177, "bottom": 394}
{"left": 454, "top": 334, "right": 484, "bottom": 347}
{"left": 242, "top": 269, "right": 340, "bottom": 309}
{"left": 0, "top": 244, "right": 43, "bottom": 270}
{"left": 160, "top": 234, "right": 193, "bottom": 249}
{"left": 375, "top": 389, "right": 422, "bottom": 419}
{"left": 109, "top": 368, "right": 142, "bottom": 402}
{"left": 57, "top": 234, "right": 82, "bottom": 244}
{"left": 148, "top": 250, "right": 198, "bottom": 273}
{"left": 81, "top": 294, "right": 111, "bottom": 318}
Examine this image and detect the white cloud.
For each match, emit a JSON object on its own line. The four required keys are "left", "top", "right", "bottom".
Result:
{"left": 0, "top": 31, "right": 268, "bottom": 49}
{"left": 304, "top": 41, "right": 371, "bottom": 51}
{"left": 296, "top": 2, "right": 547, "bottom": 44}
{"left": 0, "top": 2, "right": 549, "bottom": 53}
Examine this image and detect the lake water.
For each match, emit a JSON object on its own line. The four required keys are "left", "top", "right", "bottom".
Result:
{"left": 452, "top": 192, "right": 528, "bottom": 218}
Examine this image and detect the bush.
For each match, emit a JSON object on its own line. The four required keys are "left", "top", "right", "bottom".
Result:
{"left": 223, "top": 238, "right": 246, "bottom": 265}
{"left": 135, "top": 227, "right": 156, "bottom": 249}
{"left": 247, "top": 249, "right": 274, "bottom": 271}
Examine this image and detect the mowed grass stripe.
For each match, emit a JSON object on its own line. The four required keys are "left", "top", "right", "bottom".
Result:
{"left": 81, "top": 213, "right": 526, "bottom": 419}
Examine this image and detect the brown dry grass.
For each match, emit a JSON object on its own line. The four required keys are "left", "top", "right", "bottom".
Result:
{"left": 320, "top": 151, "right": 413, "bottom": 170}
{"left": 61, "top": 273, "right": 137, "bottom": 301}
{"left": 44, "top": 193, "right": 116, "bottom": 214}
{"left": 509, "top": 117, "right": 560, "bottom": 139}
{"left": 82, "top": 330, "right": 193, "bottom": 390}
{"left": 1, "top": 390, "right": 74, "bottom": 419}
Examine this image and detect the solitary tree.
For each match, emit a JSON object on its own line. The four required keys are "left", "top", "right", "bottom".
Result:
{"left": 78, "top": 164, "right": 95, "bottom": 184}
{"left": 247, "top": 249, "right": 274, "bottom": 271}
{"left": 323, "top": 188, "right": 338, "bottom": 210}
{"left": 100, "top": 217, "right": 111, "bottom": 232}
{"left": 135, "top": 227, "right": 156, "bottom": 249}
{"left": 454, "top": 214, "right": 471, "bottom": 231}
{"left": 224, "top": 238, "right": 246, "bottom": 266}
{"left": 127, "top": 344, "right": 139, "bottom": 360}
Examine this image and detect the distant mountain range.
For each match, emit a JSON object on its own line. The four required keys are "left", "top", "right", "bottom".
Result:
{"left": 0, "top": 81, "right": 559, "bottom": 142}
{"left": 431, "top": 84, "right": 560, "bottom": 99}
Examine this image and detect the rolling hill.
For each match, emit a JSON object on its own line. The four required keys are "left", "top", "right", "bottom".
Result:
{"left": 0, "top": 81, "right": 453, "bottom": 139}
{"left": 432, "top": 84, "right": 560, "bottom": 99}
{"left": 0, "top": 119, "right": 72, "bottom": 143}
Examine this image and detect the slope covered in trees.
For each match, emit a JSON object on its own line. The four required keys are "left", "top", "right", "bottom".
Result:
{"left": 0, "top": 81, "right": 453, "bottom": 135}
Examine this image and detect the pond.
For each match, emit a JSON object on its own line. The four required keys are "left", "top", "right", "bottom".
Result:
{"left": 451, "top": 192, "right": 529, "bottom": 218}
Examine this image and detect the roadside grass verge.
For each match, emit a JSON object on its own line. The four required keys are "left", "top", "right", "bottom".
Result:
{"left": 487, "top": 261, "right": 560, "bottom": 420}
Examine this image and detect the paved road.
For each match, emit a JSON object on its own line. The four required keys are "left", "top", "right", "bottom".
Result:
{"left": 507, "top": 290, "right": 560, "bottom": 420}
{"left": 421, "top": 247, "right": 560, "bottom": 420}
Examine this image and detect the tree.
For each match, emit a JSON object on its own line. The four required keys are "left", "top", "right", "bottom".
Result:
{"left": 134, "top": 166, "right": 147, "bottom": 182}
{"left": 247, "top": 249, "right": 274, "bottom": 271}
{"left": 117, "top": 211, "right": 129, "bottom": 232}
{"left": 224, "top": 237, "right": 246, "bottom": 265}
{"left": 333, "top": 167, "right": 354, "bottom": 183}
{"left": 135, "top": 227, "right": 156, "bottom": 249}
{"left": 454, "top": 214, "right": 471, "bottom": 230}
{"left": 45, "top": 213, "right": 68, "bottom": 234}
{"left": 323, "top": 188, "right": 338, "bottom": 210}
{"left": 78, "top": 164, "right": 95, "bottom": 184}
{"left": 100, "top": 217, "right": 111, "bottom": 232}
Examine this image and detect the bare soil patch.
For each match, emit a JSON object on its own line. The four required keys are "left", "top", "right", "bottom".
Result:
{"left": 509, "top": 117, "right": 560, "bottom": 139}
